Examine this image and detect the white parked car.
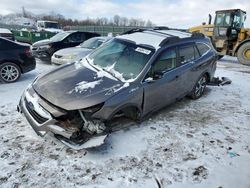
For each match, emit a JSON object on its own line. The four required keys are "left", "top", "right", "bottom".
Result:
{"left": 51, "top": 36, "right": 111, "bottom": 65}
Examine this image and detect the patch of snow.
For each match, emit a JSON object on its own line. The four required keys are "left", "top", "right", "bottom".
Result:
{"left": 43, "top": 28, "right": 63, "bottom": 33}
{"left": 129, "top": 87, "right": 139, "bottom": 93}
{"left": 117, "top": 32, "right": 165, "bottom": 49}
{"left": 105, "top": 82, "right": 130, "bottom": 95}
{"left": 68, "top": 79, "right": 103, "bottom": 94}
{"left": 158, "top": 30, "right": 191, "bottom": 38}
{"left": 0, "top": 28, "right": 12, "bottom": 34}
{"left": 24, "top": 87, "right": 51, "bottom": 119}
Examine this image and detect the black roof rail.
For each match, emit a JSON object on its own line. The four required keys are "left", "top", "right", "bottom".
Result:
{"left": 159, "top": 36, "right": 180, "bottom": 46}
{"left": 191, "top": 32, "right": 205, "bottom": 38}
{"left": 122, "top": 28, "right": 148, "bottom": 35}
{"left": 152, "top": 26, "right": 169, "bottom": 30}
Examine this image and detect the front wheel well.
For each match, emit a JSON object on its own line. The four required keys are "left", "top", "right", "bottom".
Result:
{"left": 110, "top": 105, "right": 141, "bottom": 121}
{"left": 204, "top": 72, "right": 210, "bottom": 82}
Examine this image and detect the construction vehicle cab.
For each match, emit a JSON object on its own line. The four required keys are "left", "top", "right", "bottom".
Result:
{"left": 189, "top": 9, "right": 250, "bottom": 66}
{"left": 214, "top": 9, "right": 245, "bottom": 39}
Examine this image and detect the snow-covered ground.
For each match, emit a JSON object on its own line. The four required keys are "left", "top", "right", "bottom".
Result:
{"left": 0, "top": 57, "right": 250, "bottom": 188}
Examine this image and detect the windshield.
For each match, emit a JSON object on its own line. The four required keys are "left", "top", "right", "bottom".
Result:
{"left": 80, "top": 38, "right": 105, "bottom": 49}
{"left": 88, "top": 38, "right": 154, "bottom": 82}
{"left": 215, "top": 12, "right": 232, "bottom": 27}
{"left": 50, "top": 32, "right": 70, "bottom": 42}
{"left": 45, "top": 22, "right": 59, "bottom": 29}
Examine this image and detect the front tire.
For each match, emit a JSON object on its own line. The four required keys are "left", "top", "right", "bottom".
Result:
{"left": 0, "top": 62, "right": 21, "bottom": 83}
{"left": 237, "top": 42, "right": 250, "bottom": 66}
{"left": 189, "top": 74, "right": 207, "bottom": 99}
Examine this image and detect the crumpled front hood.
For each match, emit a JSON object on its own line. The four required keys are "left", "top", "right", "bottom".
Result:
{"left": 54, "top": 47, "right": 92, "bottom": 57}
{"left": 33, "top": 61, "right": 126, "bottom": 111}
{"left": 32, "top": 39, "right": 52, "bottom": 47}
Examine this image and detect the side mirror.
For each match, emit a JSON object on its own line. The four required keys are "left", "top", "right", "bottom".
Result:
{"left": 153, "top": 71, "right": 163, "bottom": 80}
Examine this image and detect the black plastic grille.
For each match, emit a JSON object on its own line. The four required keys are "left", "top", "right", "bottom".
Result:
{"left": 24, "top": 98, "right": 48, "bottom": 124}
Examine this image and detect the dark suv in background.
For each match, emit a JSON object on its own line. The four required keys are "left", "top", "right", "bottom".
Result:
{"left": 31, "top": 31, "right": 100, "bottom": 62}
{"left": 19, "top": 28, "right": 217, "bottom": 149}
{"left": 0, "top": 37, "right": 36, "bottom": 83}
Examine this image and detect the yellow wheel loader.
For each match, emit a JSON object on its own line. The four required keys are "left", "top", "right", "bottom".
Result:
{"left": 189, "top": 9, "right": 250, "bottom": 65}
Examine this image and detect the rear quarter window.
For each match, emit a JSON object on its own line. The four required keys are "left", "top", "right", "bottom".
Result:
{"left": 196, "top": 43, "right": 210, "bottom": 56}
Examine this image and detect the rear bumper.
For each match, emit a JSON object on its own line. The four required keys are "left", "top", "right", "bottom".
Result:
{"left": 18, "top": 88, "right": 74, "bottom": 139}
{"left": 32, "top": 50, "right": 51, "bottom": 61}
{"left": 20, "top": 57, "right": 36, "bottom": 73}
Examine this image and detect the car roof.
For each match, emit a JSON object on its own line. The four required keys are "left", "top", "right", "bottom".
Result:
{"left": 93, "top": 36, "right": 112, "bottom": 40}
{"left": 0, "top": 28, "right": 12, "bottom": 34}
{"left": 117, "top": 29, "right": 194, "bottom": 49}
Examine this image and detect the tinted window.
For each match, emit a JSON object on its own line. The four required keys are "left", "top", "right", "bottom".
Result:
{"left": 179, "top": 45, "right": 195, "bottom": 64}
{"left": 67, "top": 33, "right": 83, "bottom": 42}
{"left": 80, "top": 38, "right": 104, "bottom": 49}
{"left": 152, "top": 49, "right": 177, "bottom": 74}
{"left": 85, "top": 33, "right": 98, "bottom": 39}
{"left": 196, "top": 43, "right": 210, "bottom": 56}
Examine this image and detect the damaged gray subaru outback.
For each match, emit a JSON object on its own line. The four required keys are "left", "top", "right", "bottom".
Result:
{"left": 18, "top": 28, "right": 217, "bottom": 149}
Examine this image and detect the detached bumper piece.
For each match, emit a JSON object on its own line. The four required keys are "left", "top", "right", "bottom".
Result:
{"left": 55, "top": 134, "right": 108, "bottom": 150}
{"left": 208, "top": 77, "right": 232, "bottom": 86}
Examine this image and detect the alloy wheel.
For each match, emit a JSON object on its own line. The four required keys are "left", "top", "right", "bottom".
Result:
{"left": 0, "top": 64, "right": 20, "bottom": 82}
{"left": 194, "top": 76, "right": 207, "bottom": 98}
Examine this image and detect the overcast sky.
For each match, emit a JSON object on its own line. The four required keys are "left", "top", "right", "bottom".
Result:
{"left": 0, "top": 0, "right": 249, "bottom": 28}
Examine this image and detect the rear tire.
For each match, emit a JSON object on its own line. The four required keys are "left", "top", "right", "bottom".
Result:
{"left": 237, "top": 42, "right": 250, "bottom": 66}
{"left": 0, "top": 62, "right": 21, "bottom": 83}
{"left": 189, "top": 74, "right": 207, "bottom": 100}
{"left": 218, "top": 55, "right": 224, "bottom": 60}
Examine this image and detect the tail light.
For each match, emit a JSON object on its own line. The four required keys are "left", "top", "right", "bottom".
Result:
{"left": 24, "top": 48, "right": 32, "bottom": 57}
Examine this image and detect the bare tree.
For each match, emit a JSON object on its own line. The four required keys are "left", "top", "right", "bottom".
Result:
{"left": 1, "top": 9, "right": 155, "bottom": 28}
{"left": 113, "top": 15, "right": 120, "bottom": 26}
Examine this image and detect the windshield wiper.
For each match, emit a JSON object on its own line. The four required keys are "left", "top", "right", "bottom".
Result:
{"left": 85, "top": 58, "right": 120, "bottom": 81}
{"left": 103, "top": 68, "right": 122, "bottom": 81}
{"left": 85, "top": 58, "right": 99, "bottom": 71}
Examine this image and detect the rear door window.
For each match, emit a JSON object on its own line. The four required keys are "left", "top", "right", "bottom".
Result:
{"left": 196, "top": 43, "right": 210, "bottom": 56}
{"left": 67, "top": 33, "right": 83, "bottom": 42}
{"left": 178, "top": 45, "right": 195, "bottom": 65}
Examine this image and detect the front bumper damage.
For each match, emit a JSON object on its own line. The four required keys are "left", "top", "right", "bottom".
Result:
{"left": 17, "top": 86, "right": 108, "bottom": 149}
